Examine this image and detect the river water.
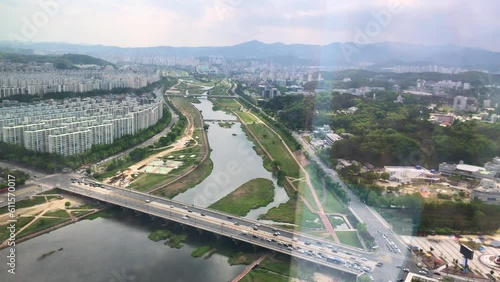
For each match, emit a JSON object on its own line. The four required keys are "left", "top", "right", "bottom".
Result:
{"left": 173, "top": 98, "right": 289, "bottom": 219}
{"left": 0, "top": 215, "right": 246, "bottom": 282}
{"left": 0, "top": 97, "right": 292, "bottom": 282}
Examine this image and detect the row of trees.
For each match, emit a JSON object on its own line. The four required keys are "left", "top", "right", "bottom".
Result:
{"left": 0, "top": 167, "right": 30, "bottom": 187}
{"left": 157, "top": 116, "right": 187, "bottom": 147}
{"left": 237, "top": 92, "right": 301, "bottom": 151}
{"left": 308, "top": 160, "right": 350, "bottom": 203}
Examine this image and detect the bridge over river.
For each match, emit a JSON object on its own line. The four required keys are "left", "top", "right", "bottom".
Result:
{"left": 58, "top": 180, "right": 381, "bottom": 276}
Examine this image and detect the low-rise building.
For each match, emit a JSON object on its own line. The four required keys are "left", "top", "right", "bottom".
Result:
{"left": 439, "top": 161, "right": 495, "bottom": 180}
{"left": 385, "top": 166, "right": 440, "bottom": 184}
{"left": 325, "top": 133, "right": 342, "bottom": 146}
{"left": 485, "top": 157, "right": 500, "bottom": 179}
{"left": 472, "top": 179, "right": 500, "bottom": 205}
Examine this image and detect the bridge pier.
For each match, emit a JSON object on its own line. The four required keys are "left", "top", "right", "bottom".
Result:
{"left": 197, "top": 229, "right": 204, "bottom": 236}
{"left": 149, "top": 215, "right": 156, "bottom": 221}
{"left": 215, "top": 234, "right": 221, "bottom": 241}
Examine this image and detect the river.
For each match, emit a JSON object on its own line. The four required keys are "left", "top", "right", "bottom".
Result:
{"left": 0, "top": 214, "right": 246, "bottom": 282}
{"left": 173, "top": 98, "right": 289, "bottom": 219}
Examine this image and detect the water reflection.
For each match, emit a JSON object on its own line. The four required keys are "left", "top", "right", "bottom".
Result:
{"left": 0, "top": 216, "right": 245, "bottom": 282}
{"left": 173, "top": 99, "right": 289, "bottom": 218}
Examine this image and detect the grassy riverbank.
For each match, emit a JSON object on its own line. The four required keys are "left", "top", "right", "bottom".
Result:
{"left": 246, "top": 123, "right": 300, "bottom": 178}
{"left": 209, "top": 178, "right": 274, "bottom": 216}
{"left": 209, "top": 98, "right": 241, "bottom": 111}
{"left": 151, "top": 96, "right": 213, "bottom": 198}
{"left": 153, "top": 157, "right": 213, "bottom": 199}
{"left": 17, "top": 217, "right": 69, "bottom": 238}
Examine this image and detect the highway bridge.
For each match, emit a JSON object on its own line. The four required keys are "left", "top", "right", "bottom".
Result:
{"left": 57, "top": 180, "right": 381, "bottom": 277}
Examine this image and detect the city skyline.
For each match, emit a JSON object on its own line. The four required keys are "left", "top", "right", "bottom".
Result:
{"left": 1, "top": 0, "right": 500, "bottom": 51}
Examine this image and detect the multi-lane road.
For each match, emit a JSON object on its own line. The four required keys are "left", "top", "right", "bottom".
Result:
{"left": 0, "top": 91, "right": 421, "bottom": 281}
{"left": 57, "top": 178, "right": 382, "bottom": 277}
{"left": 293, "top": 132, "right": 414, "bottom": 282}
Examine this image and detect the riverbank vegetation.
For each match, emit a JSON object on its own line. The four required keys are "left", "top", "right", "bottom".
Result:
{"left": 191, "top": 245, "right": 215, "bottom": 258}
{"left": 17, "top": 217, "right": 69, "bottom": 238}
{"left": 44, "top": 209, "right": 71, "bottom": 218}
{"left": 209, "top": 178, "right": 274, "bottom": 216}
{"left": 209, "top": 98, "right": 241, "bottom": 111}
{"left": 210, "top": 80, "right": 232, "bottom": 96}
{"left": 0, "top": 216, "right": 35, "bottom": 242}
{"left": 148, "top": 229, "right": 187, "bottom": 248}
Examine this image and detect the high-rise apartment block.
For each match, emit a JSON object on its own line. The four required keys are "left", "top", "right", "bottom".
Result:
{"left": 0, "top": 94, "right": 164, "bottom": 156}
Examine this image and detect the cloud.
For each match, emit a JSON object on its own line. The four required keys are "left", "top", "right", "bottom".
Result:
{"left": 0, "top": 0, "right": 499, "bottom": 50}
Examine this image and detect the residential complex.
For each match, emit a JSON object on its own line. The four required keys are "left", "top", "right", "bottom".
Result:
{"left": 453, "top": 96, "right": 478, "bottom": 112}
{"left": 0, "top": 94, "right": 164, "bottom": 156}
{"left": 0, "top": 69, "right": 161, "bottom": 98}
{"left": 439, "top": 160, "right": 498, "bottom": 181}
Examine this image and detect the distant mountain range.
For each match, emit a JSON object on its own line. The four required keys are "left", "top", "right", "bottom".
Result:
{"left": 0, "top": 52, "right": 114, "bottom": 69}
{"left": 2, "top": 40, "right": 500, "bottom": 71}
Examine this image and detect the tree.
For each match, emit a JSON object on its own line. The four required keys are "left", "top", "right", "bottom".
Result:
{"left": 367, "top": 190, "right": 380, "bottom": 206}
{"left": 357, "top": 223, "right": 368, "bottom": 233}
{"left": 357, "top": 275, "right": 372, "bottom": 282}
{"left": 65, "top": 201, "right": 71, "bottom": 208}
{"left": 381, "top": 172, "right": 390, "bottom": 180}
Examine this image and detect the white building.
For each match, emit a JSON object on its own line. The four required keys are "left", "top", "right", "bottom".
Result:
{"left": 385, "top": 166, "right": 440, "bottom": 184}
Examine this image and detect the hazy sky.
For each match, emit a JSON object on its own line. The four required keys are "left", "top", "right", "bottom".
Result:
{"left": 1, "top": 0, "right": 499, "bottom": 51}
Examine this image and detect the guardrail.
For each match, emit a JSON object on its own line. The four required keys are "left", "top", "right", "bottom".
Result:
{"left": 58, "top": 185, "right": 361, "bottom": 275}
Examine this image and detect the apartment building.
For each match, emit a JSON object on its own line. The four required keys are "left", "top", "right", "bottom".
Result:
{"left": 0, "top": 94, "right": 164, "bottom": 156}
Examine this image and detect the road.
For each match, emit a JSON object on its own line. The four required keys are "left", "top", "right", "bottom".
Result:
{"left": 293, "top": 132, "right": 412, "bottom": 282}
{"left": 100, "top": 88, "right": 179, "bottom": 164}
{"left": 0, "top": 89, "right": 425, "bottom": 281}
{"left": 48, "top": 176, "right": 383, "bottom": 276}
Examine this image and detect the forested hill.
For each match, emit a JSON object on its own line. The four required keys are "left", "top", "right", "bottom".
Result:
{"left": 262, "top": 91, "right": 500, "bottom": 168}
{"left": 0, "top": 52, "right": 114, "bottom": 69}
